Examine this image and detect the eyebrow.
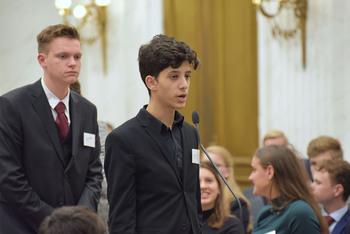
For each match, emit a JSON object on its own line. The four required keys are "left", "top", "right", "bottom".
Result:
{"left": 168, "top": 70, "right": 191, "bottom": 74}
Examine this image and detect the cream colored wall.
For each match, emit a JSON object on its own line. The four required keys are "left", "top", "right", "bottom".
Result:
{"left": 2, "top": 0, "right": 349, "bottom": 162}
{"left": 0, "top": 0, "right": 163, "bottom": 128}
{"left": 257, "top": 0, "right": 350, "bottom": 161}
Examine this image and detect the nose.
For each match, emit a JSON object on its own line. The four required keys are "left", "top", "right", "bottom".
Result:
{"left": 179, "top": 76, "right": 189, "bottom": 89}
{"left": 248, "top": 173, "right": 253, "bottom": 182}
{"left": 200, "top": 180, "right": 206, "bottom": 190}
{"left": 67, "top": 57, "right": 76, "bottom": 67}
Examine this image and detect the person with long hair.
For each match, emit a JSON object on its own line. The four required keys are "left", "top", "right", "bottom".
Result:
{"left": 201, "top": 145, "right": 252, "bottom": 233}
{"left": 200, "top": 161, "right": 241, "bottom": 234}
{"left": 249, "top": 145, "right": 329, "bottom": 234}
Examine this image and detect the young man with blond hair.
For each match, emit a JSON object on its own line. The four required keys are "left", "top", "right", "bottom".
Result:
{"left": 0, "top": 24, "right": 102, "bottom": 233}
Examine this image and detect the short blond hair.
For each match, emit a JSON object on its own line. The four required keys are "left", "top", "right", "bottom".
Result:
{"left": 37, "top": 24, "right": 80, "bottom": 54}
{"left": 307, "top": 136, "right": 343, "bottom": 159}
{"left": 263, "top": 130, "right": 288, "bottom": 145}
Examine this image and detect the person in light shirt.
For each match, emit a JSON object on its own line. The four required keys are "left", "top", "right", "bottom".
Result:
{"left": 311, "top": 159, "right": 350, "bottom": 234}
{"left": 0, "top": 24, "right": 102, "bottom": 233}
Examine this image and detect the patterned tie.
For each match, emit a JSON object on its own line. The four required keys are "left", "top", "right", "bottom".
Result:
{"left": 54, "top": 102, "right": 68, "bottom": 139}
{"left": 324, "top": 215, "right": 335, "bottom": 226}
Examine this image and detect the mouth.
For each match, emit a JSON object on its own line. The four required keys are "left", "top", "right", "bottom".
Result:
{"left": 201, "top": 191, "right": 210, "bottom": 199}
{"left": 177, "top": 94, "right": 187, "bottom": 102}
{"left": 66, "top": 71, "right": 78, "bottom": 75}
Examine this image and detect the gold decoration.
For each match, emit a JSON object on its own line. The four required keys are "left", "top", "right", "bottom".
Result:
{"left": 55, "top": 0, "right": 110, "bottom": 74}
{"left": 252, "top": 0, "right": 307, "bottom": 68}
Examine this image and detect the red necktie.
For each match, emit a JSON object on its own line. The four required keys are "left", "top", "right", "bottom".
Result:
{"left": 55, "top": 102, "right": 68, "bottom": 139}
{"left": 324, "top": 215, "right": 334, "bottom": 226}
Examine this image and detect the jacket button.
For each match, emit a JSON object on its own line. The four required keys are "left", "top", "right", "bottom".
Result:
{"left": 58, "top": 199, "right": 64, "bottom": 206}
{"left": 64, "top": 173, "right": 68, "bottom": 178}
{"left": 181, "top": 224, "right": 187, "bottom": 231}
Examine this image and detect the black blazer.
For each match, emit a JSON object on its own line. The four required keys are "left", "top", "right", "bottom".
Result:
{"left": 105, "top": 108, "right": 202, "bottom": 234}
{"left": 0, "top": 80, "right": 103, "bottom": 233}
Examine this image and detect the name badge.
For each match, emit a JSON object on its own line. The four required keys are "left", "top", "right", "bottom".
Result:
{"left": 265, "top": 231, "right": 276, "bottom": 234}
{"left": 84, "top": 132, "right": 95, "bottom": 148}
{"left": 192, "top": 149, "right": 200, "bottom": 164}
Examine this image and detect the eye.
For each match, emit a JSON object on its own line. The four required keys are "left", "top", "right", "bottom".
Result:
{"left": 74, "top": 55, "right": 81, "bottom": 60}
{"left": 185, "top": 74, "right": 191, "bottom": 80}
{"left": 205, "top": 178, "right": 213, "bottom": 183}
{"left": 170, "top": 75, "right": 177, "bottom": 80}
{"left": 59, "top": 55, "right": 67, "bottom": 59}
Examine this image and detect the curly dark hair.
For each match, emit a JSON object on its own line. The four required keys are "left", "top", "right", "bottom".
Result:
{"left": 138, "top": 34, "right": 200, "bottom": 95}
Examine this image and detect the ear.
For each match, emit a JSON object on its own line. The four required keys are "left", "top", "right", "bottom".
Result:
{"left": 333, "top": 184, "right": 344, "bottom": 198}
{"left": 266, "top": 165, "right": 275, "bottom": 180}
{"left": 145, "top": 75, "right": 157, "bottom": 91}
{"left": 37, "top": 53, "right": 47, "bottom": 68}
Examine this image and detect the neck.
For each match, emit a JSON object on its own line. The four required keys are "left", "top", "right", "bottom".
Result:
{"left": 267, "top": 184, "right": 281, "bottom": 201}
{"left": 323, "top": 199, "right": 346, "bottom": 214}
{"left": 146, "top": 102, "right": 175, "bottom": 128}
{"left": 43, "top": 76, "right": 69, "bottom": 100}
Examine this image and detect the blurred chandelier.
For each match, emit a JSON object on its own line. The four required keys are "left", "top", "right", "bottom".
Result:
{"left": 55, "top": 0, "right": 111, "bottom": 73}
{"left": 252, "top": 0, "right": 308, "bottom": 68}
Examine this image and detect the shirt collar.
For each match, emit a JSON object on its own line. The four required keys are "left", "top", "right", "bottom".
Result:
{"left": 322, "top": 205, "right": 348, "bottom": 222}
{"left": 41, "top": 77, "right": 70, "bottom": 111}
{"left": 141, "top": 106, "right": 184, "bottom": 133}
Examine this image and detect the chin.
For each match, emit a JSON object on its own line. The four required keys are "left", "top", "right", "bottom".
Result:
{"left": 67, "top": 77, "right": 78, "bottom": 84}
{"left": 176, "top": 104, "right": 186, "bottom": 110}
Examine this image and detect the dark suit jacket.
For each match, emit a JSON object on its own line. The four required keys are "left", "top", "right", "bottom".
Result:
{"left": 0, "top": 80, "right": 103, "bottom": 233}
{"left": 344, "top": 214, "right": 350, "bottom": 234}
{"left": 105, "top": 108, "right": 202, "bottom": 234}
{"left": 333, "top": 209, "right": 350, "bottom": 234}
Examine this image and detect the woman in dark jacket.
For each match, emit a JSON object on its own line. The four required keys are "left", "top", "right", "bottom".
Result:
{"left": 200, "top": 161, "right": 241, "bottom": 234}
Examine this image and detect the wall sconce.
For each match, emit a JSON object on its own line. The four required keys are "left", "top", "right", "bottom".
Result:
{"left": 252, "top": 0, "right": 308, "bottom": 68}
{"left": 55, "top": 0, "right": 111, "bottom": 73}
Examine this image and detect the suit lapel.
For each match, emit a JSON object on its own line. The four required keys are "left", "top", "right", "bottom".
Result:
{"left": 180, "top": 125, "right": 191, "bottom": 187}
{"left": 333, "top": 210, "right": 350, "bottom": 234}
{"left": 67, "top": 93, "right": 81, "bottom": 170}
{"left": 137, "top": 110, "right": 183, "bottom": 187}
{"left": 30, "top": 80, "right": 65, "bottom": 166}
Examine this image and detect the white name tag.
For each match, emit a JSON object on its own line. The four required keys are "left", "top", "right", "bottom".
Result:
{"left": 83, "top": 132, "right": 95, "bottom": 148}
{"left": 192, "top": 149, "right": 200, "bottom": 164}
{"left": 265, "top": 231, "right": 276, "bottom": 234}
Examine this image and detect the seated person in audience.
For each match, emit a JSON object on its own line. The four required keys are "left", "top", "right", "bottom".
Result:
{"left": 307, "top": 136, "right": 343, "bottom": 179}
{"left": 262, "top": 130, "right": 288, "bottom": 146}
{"left": 201, "top": 145, "right": 252, "bottom": 233}
{"left": 264, "top": 129, "right": 315, "bottom": 181}
{"left": 311, "top": 159, "right": 350, "bottom": 234}
{"left": 38, "top": 206, "right": 106, "bottom": 234}
{"left": 249, "top": 145, "right": 328, "bottom": 234}
{"left": 200, "top": 161, "right": 241, "bottom": 234}
{"left": 243, "top": 129, "right": 289, "bottom": 222}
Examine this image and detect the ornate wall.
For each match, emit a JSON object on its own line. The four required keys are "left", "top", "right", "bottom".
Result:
{"left": 257, "top": 0, "right": 350, "bottom": 161}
